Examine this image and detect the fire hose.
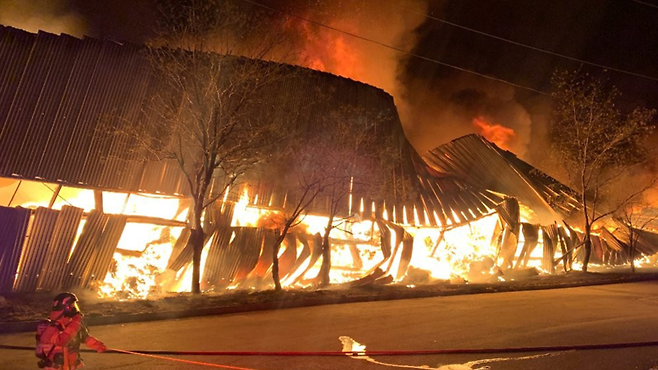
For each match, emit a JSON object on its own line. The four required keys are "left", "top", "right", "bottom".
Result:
{"left": 3, "top": 341, "right": 658, "bottom": 369}
{"left": 3, "top": 339, "right": 658, "bottom": 356}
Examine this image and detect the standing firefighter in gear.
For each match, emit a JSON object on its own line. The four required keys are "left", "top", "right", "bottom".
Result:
{"left": 35, "top": 293, "right": 106, "bottom": 369}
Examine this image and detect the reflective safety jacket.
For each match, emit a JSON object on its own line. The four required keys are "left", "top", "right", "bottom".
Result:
{"left": 37, "top": 313, "right": 105, "bottom": 370}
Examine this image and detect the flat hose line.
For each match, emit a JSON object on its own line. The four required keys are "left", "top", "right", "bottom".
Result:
{"left": 3, "top": 340, "right": 658, "bottom": 356}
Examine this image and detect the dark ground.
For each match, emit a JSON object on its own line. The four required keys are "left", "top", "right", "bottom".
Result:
{"left": 3, "top": 268, "right": 658, "bottom": 332}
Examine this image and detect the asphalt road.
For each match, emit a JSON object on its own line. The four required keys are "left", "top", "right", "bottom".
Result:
{"left": 2, "top": 281, "right": 658, "bottom": 370}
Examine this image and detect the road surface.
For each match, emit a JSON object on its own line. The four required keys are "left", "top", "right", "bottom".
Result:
{"left": 2, "top": 281, "right": 658, "bottom": 370}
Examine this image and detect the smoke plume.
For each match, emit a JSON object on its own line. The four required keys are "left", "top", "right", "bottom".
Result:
{"left": 398, "top": 73, "right": 533, "bottom": 157}
{"left": 0, "top": 0, "right": 86, "bottom": 37}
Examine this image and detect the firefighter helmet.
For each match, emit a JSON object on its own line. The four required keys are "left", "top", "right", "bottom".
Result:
{"left": 52, "top": 292, "right": 80, "bottom": 317}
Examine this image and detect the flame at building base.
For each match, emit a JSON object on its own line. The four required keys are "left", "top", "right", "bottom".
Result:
{"left": 94, "top": 192, "right": 551, "bottom": 299}
{"left": 5, "top": 178, "right": 656, "bottom": 300}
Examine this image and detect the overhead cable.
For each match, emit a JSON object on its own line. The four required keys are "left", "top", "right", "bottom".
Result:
{"left": 629, "top": 0, "right": 658, "bottom": 10}
{"left": 239, "top": 0, "right": 549, "bottom": 95}
{"left": 386, "top": 0, "right": 658, "bottom": 82}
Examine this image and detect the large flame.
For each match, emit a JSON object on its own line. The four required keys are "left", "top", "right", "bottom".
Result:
{"left": 10, "top": 177, "right": 647, "bottom": 300}
{"left": 472, "top": 117, "right": 516, "bottom": 151}
{"left": 284, "top": 15, "right": 364, "bottom": 83}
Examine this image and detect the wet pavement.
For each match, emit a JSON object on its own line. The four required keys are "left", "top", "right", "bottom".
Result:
{"left": 2, "top": 281, "right": 658, "bottom": 370}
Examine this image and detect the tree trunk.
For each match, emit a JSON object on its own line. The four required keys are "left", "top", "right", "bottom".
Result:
{"left": 190, "top": 197, "right": 206, "bottom": 294}
{"left": 319, "top": 215, "right": 333, "bottom": 287}
{"left": 629, "top": 235, "right": 636, "bottom": 273}
{"left": 190, "top": 227, "right": 205, "bottom": 294}
{"left": 581, "top": 171, "right": 591, "bottom": 273}
{"left": 582, "top": 222, "right": 592, "bottom": 272}
{"left": 272, "top": 231, "right": 286, "bottom": 291}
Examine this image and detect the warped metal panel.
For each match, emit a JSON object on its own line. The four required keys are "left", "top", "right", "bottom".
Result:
{"left": 278, "top": 233, "right": 298, "bottom": 279}
{"left": 284, "top": 232, "right": 311, "bottom": 282}
{"left": 557, "top": 227, "right": 574, "bottom": 270}
{"left": 541, "top": 224, "right": 558, "bottom": 273}
{"left": 382, "top": 221, "right": 404, "bottom": 276}
{"left": 424, "top": 135, "right": 561, "bottom": 224}
{"left": 168, "top": 202, "right": 233, "bottom": 272}
{"left": 62, "top": 211, "right": 109, "bottom": 289}
{"left": 376, "top": 220, "right": 392, "bottom": 259}
{"left": 395, "top": 231, "right": 414, "bottom": 280}
{"left": 84, "top": 214, "right": 127, "bottom": 288}
{"left": 247, "top": 230, "right": 278, "bottom": 280}
{"left": 233, "top": 229, "right": 263, "bottom": 283}
{"left": 590, "top": 235, "right": 605, "bottom": 265}
{"left": 0, "top": 206, "right": 31, "bottom": 292}
{"left": 167, "top": 235, "right": 194, "bottom": 272}
{"left": 426, "top": 180, "right": 454, "bottom": 225}
{"left": 212, "top": 227, "right": 262, "bottom": 286}
{"left": 14, "top": 207, "right": 59, "bottom": 292}
{"left": 515, "top": 223, "right": 539, "bottom": 269}
{"left": 290, "top": 232, "right": 323, "bottom": 285}
{"left": 166, "top": 227, "right": 190, "bottom": 271}
{"left": 202, "top": 226, "right": 235, "bottom": 287}
{"left": 634, "top": 229, "right": 658, "bottom": 256}
{"left": 38, "top": 205, "right": 84, "bottom": 291}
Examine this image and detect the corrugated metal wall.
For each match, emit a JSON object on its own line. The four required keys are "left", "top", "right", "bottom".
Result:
{"left": 13, "top": 207, "right": 59, "bottom": 292}
{"left": 0, "top": 206, "right": 31, "bottom": 291}
{"left": 0, "top": 205, "right": 133, "bottom": 293}
{"left": 38, "top": 205, "right": 84, "bottom": 291}
{"left": 0, "top": 27, "right": 437, "bottom": 226}
{"left": 0, "top": 28, "right": 159, "bottom": 192}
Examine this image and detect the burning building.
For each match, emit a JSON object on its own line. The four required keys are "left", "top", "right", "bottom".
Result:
{"left": 1, "top": 27, "right": 656, "bottom": 299}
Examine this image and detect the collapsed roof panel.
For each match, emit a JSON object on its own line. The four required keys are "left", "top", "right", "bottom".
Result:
{"left": 422, "top": 134, "right": 565, "bottom": 225}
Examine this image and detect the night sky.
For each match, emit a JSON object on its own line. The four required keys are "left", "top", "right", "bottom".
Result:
{"left": 1, "top": 0, "right": 657, "bottom": 165}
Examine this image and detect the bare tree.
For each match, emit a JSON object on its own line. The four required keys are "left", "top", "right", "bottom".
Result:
{"left": 263, "top": 105, "right": 409, "bottom": 290}
{"left": 112, "top": 0, "right": 292, "bottom": 293}
{"left": 615, "top": 185, "right": 658, "bottom": 272}
{"left": 550, "top": 70, "right": 656, "bottom": 272}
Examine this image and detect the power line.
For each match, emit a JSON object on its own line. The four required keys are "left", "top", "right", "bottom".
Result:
{"left": 42, "top": 183, "right": 73, "bottom": 206}
{"left": 239, "top": 0, "right": 549, "bottom": 95}
{"left": 629, "top": 0, "right": 658, "bottom": 10}
{"left": 386, "top": 0, "right": 658, "bottom": 82}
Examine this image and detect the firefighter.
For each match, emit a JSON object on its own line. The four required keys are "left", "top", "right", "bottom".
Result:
{"left": 35, "top": 292, "right": 106, "bottom": 369}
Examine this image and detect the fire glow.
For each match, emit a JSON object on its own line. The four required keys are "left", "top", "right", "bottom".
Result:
{"left": 472, "top": 117, "right": 516, "bottom": 151}
{"left": 94, "top": 187, "right": 548, "bottom": 297}
{"left": 2, "top": 178, "right": 635, "bottom": 300}
{"left": 285, "top": 15, "right": 364, "bottom": 84}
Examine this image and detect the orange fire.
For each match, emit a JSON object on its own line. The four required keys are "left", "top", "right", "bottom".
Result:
{"left": 285, "top": 15, "right": 363, "bottom": 83}
{"left": 7, "top": 178, "right": 593, "bottom": 299}
{"left": 472, "top": 117, "right": 516, "bottom": 151}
